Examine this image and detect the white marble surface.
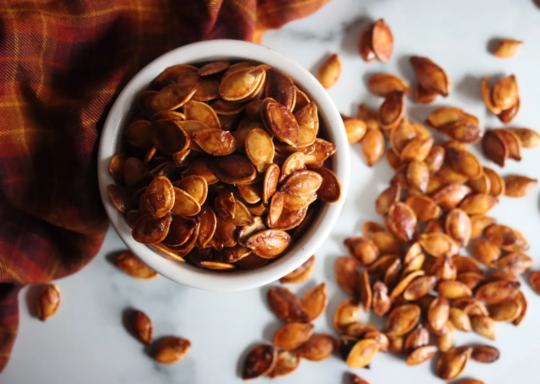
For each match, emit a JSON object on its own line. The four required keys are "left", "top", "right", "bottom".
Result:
{"left": 3, "top": 0, "right": 540, "bottom": 383}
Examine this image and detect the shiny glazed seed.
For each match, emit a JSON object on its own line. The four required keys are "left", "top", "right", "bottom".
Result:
{"left": 267, "top": 287, "right": 308, "bottom": 323}
{"left": 273, "top": 323, "right": 314, "bottom": 351}
{"left": 153, "top": 337, "right": 191, "bottom": 364}
{"left": 37, "top": 284, "right": 61, "bottom": 321}
{"left": 242, "top": 344, "right": 277, "bottom": 380}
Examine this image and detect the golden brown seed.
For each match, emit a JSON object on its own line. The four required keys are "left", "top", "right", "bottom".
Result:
{"left": 406, "top": 345, "right": 438, "bottom": 366}
{"left": 107, "top": 184, "right": 131, "bottom": 213}
{"left": 406, "top": 195, "right": 442, "bottom": 222}
{"left": 268, "top": 350, "right": 300, "bottom": 379}
{"left": 384, "top": 304, "right": 421, "bottom": 336}
{"left": 458, "top": 193, "right": 498, "bottom": 215}
{"left": 262, "top": 98, "right": 299, "bottom": 147}
{"left": 376, "top": 184, "right": 400, "bottom": 215}
{"left": 434, "top": 321, "right": 455, "bottom": 352}
{"left": 495, "top": 129, "right": 522, "bottom": 160}
{"left": 437, "top": 281, "right": 472, "bottom": 300}
{"left": 391, "top": 119, "right": 417, "bottom": 157}
{"left": 432, "top": 184, "right": 472, "bottom": 210}
{"left": 431, "top": 257, "right": 457, "bottom": 281}
{"left": 296, "top": 103, "right": 319, "bottom": 147}
{"left": 470, "top": 215, "right": 496, "bottom": 239}
{"left": 243, "top": 128, "right": 275, "bottom": 173}
{"left": 410, "top": 56, "right": 450, "bottom": 96}
{"left": 219, "top": 66, "right": 265, "bottom": 101}
{"left": 386, "top": 149, "right": 403, "bottom": 170}
{"left": 449, "top": 308, "right": 471, "bottom": 332}
{"left": 371, "top": 232, "right": 401, "bottom": 254}
{"left": 488, "top": 299, "right": 522, "bottom": 322}
{"left": 404, "top": 327, "right": 429, "bottom": 353}
{"left": 344, "top": 237, "right": 379, "bottom": 266}
{"left": 446, "top": 149, "right": 483, "bottom": 180}
{"left": 131, "top": 310, "right": 153, "bottom": 345}
{"left": 265, "top": 68, "right": 296, "bottom": 110}
{"left": 246, "top": 229, "right": 291, "bottom": 258}
{"left": 273, "top": 323, "right": 314, "bottom": 351}
{"left": 345, "top": 323, "right": 377, "bottom": 338}
{"left": 457, "top": 272, "right": 484, "bottom": 290}
{"left": 436, "top": 346, "right": 472, "bottom": 380}
{"left": 403, "top": 276, "right": 437, "bottom": 301}
{"left": 428, "top": 296, "right": 450, "bottom": 333}
{"left": 379, "top": 92, "right": 404, "bottom": 129}
{"left": 492, "top": 75, "right": 519, "bottom": 110}
{"left": 193, "top": 128, "right": 237, "bottom": 156}
{"left": 153, "top": 337, "right": 191, "bottom": 364}
{"left": 346, "top": 339, "right": 379, "bottom": 368}
{"left": 280, "top": 255, "right": 315, "bottom": 284}
{"left": 419, "top": 233, "right": 459, "bottom": 258}
{"left": 482, "top": 130, "right": 508, "bottom": 167}
{"left": 504, "top": 175, "right": 537, "bottom": 197}
{"left": 242, "top": 344, "right": 277, "bottom": 380}
{"left": 508, "top": 128, "right": 540, "bottom": 148}
{"left": 344, "top": 118, "right": 367, "bottom": 143}
{"left": 400, "top": 138, "right": 434, "bottom": 163}
{"left": 151, "top": 84, "right": 197, "bottom": 111}
{"left": 297, "top": 334, "right": 335, "bottom": 361}
{"left": 530, "top": 271, "right": 540, "bottom": 295}
{"left": 485, "top": 224, "right": 529, "bottom": 252}
{"left": 350, "top": 373, "right": 370, "bottom": 384}
{"left": 37, "top": 284, "right": 61, "bottom": 321}
{"left": 468, "top": 172, "right": 491, "bottom": 195}
{"left": 475, "top": 280, "right": 519, "bottom": 304}
{"left": 317, "top": 54, "right": 341, "bottom": 89}
{"left": 311, "top": 166, "right": 342, "bottom": 203}
{"left": 372, "top": 281, "right": 392, "bottom": 316}
{"left": 384, "top": 258, "right": 402, "bottom": 289}
{"left": 494, "top": 39, "right": 523, "bottom": 58}
{"left": 387, "top": 202, "right": 417, "bottom": 242}
{"left": 414, "top": 85, "right": 439, "bottom": 104}
{"left": 267, "top": 287, "right": 308, "bottom": 323}
{"left": 334, "top": 257, "right": 360, "bottom": 294}
{"left": 406, "top": 160, "right": 429, "bottom": 193}
{"left": 471, "top": 345, "right": 500, "bottom": 363}
{"left": 359, "top": 270, "right": 372, "bottom": 311}
{"left": 301, "top": 283, "right": 328, "bottom": 322}
{"left": 445, "top": 209, "right": 471, "bottom": 246}
{"left": 358, "top": 25, "right": 376, "bottom": 63}
{"left": 496, "top": 253, "right": 533, "bottom": 274}
{"left": 387, "top": 335, "right": 404, "bottom": 354}
{"left": 391, "top": 270, "right": 425, "bottom": 298}
{"left": 114, "top": 252, "right": 159, "bottom": 279}
{"left": 481, "top": 77, "right": 502, "bottom": 115}
{"left": 334, "top": 298, "right": 361, "bottom": 333}
{"left": 368, "top": 73, "right": 410, "bottom": 97}
{"left": 471, "top": 315, "right": 496, "bottom": 340}
{"left": 371, "top": 19, "right": 394, "bottom": 63}
{"left": 361, "top": 129, "right": 385, "bottom": 166}
{"left": 427, "top": 106, "right": 465, "bottom": 127}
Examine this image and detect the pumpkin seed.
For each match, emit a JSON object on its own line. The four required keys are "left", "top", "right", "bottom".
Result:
{"left": 361, "top": 129, "right": 385, "bottom": 166}
{"left": 371, "top": 19, "right": 394, "bottom": 63}
{"left": 449, "top": 307, "right": 471, "bottom": 332}
{"left": 471, "top": 345, "right": 500, "bottom": 363}
{"left": 297, "top": 334, "right": 335, "bottom": 361}
{"left": 372, "top": 280, "right": 393, "bottom": 316}
{"left": 36, "top": 284, "right": 61, "bottom": 321}
{"left": 496, "top": 252, "right": 533, "bottom": 274}
{"left": 368, "top": 73, "right": 410, "bottom": 97}
{"left": 437, "top": 281, "right": 472, "bottom": 300}
{"left": 242, "top": 344, "right": 277, "bottom": 380}
{"left": 494, "top": 39, "right": 523, "bottom": 58}
{"left": 471, "top": 315, "right": 496, "bottom": 340}
{"left": 280, "top": 255, "right": 315, "bottom": 284}
{"left": 384, "top": 304, "right": 421, "bottom": 336}
{"left": 488, "top": 299, "right": 522, "bottom": 322}
{"left": 387, "top": 202, "right": 417, "bottom": 242}
{"left": 482, "top": 130, "right": 508, "bottom": 167}
{"left": 458, "top": 193, "right": 498, "bottom": 215}
{"left": 301, "top": 283, "right": 328, "bottom": 321}
{"left": 265, "top": 68, "right": 296, "bottom": 110}
{"left": 507, "top": 128, "right": 540, "bottom": 148}
{"left": 317, "top": 53, "right": 341, "bottom": 89}
{"left": 334, "top": 298, "right": 361, "bottom": 333}
{"left": 267, "top": 287, "right": 308, "bottom": 323}
{"left": 434, "top": 320, "right": 455, "bottom": 352}
{"left": 494, "top": 129, "right": 522, "bottom": 160}
{"left": 406, "top": 345, "right": 438, "bottom": 366}
{"left": 504, "top": 175, "right": 537, "bottom": 197}
{"left": 475, "top": 280, "right": 519, "bottom": 304}
{"left": 268, "top": 350, "right": 300, "bottom": 378}
{"left": 485, "top": 224, "right": 529, "bottom": 252}
{"left": 346, "top": 339, "right": 379, "bottom": 368}
{"left": 436, "top": 346, "right": 471, "bottom": 380}
{"left": 431, "top": 184, "right": 472, "bottom": 209}
{"left": 273, "top": 322, "right": 314, "bottom": 351}
{"left": 403, "top": 276, "right": 437, "bottom": 301}
{"left": 410, "top": 56, "right": 450, "bottom": 96}
{"left": 492, "top": 75, "right": 519, "bottom": 110}
{"left": 153, "top": 336, "right": 191, "bottom": 364}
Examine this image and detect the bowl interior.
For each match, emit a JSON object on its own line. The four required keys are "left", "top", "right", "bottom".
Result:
{"left": 98, "top": 40, "right": 350, "bottom": 291}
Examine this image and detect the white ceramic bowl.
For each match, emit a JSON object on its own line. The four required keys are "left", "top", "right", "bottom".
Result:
{"left": 98, "top": 39, "right": 350, "bottom": 291}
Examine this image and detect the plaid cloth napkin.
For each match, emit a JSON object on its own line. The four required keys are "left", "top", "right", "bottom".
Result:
{"left": 0, "top": 0, "right": 329, "bottom": 372}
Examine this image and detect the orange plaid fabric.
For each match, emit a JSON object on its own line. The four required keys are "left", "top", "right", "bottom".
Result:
{"left": 0, "top": 0, "right": 329, "bottom": 372}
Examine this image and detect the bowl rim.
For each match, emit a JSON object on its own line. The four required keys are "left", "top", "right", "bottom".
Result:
{"left": 98, "top": 39, "right": 350, "bottom": 291}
